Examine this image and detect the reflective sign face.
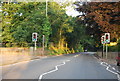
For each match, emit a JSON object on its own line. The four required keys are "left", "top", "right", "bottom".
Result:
{"left": 106, "top": 35, "right": 108, "bottom": 39}
{"left": 33, "top": 34, "right": 36, "bottom": 39}
{"left": 101, "top": 35, "right": 105, "bottom": 44}
{"left": 105, "top": 33, "right": 110, "bottom": 43}
{"left": 32, "top": 33, "right": 37, "bottom": 42}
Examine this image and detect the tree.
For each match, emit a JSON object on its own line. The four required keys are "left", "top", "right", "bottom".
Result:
{"left": 48, "top": 2, "right": 73, "bottom": 48}
{"left": 75, "top": 2, "right": 120, "bottom": 41}
{"left": 2, "top": 2, "right": 88, "bottom": 53}
{"left": 2, "top": 2, "right": 51, "bottom": 47}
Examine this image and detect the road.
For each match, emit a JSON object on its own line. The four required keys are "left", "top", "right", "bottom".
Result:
{"left": 1, "top": 52, "right": 119, "bottom": 81}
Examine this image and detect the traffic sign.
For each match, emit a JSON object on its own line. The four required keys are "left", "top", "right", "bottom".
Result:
{"left": 32, "top": 33, "right": 37, "bottom": 42}
{"left": 101, "top": 33, "right": 110, "bottom": 59}
{"left": 101, "top": 35, "right": 105, "bottom": 44}
{"left": 105, "top": 33, "right": 110, "bottom": 43}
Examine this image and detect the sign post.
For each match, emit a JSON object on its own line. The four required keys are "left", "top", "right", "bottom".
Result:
{"left": 106, "top": 43, "right": 107, "bottom": 59}
{"left": 101, "top": 35, "right": 105, "bottom": 58}
{"left": 35, "top": 41, "right": 37, "bottom": 50}
{"left": 103, "top": 44, "right": 104, "bottom": 58}
{"left": 101, "top": 33, "right": 110, "bottom": 59}
{"left": 105, "top": 33, "right": 110, "bottom": 43}
{"left": 42, "top": 35, "right": 45, "bottom": 55}
{"left": 105, "top": 33, "right": 110, "bottom": 59}
{"left": 32, "top": 33, "right": 37, "bottom": 50}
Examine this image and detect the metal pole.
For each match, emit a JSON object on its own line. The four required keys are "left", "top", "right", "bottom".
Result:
{"left": 102, "top": 44, "right": 104, "bottom": 58}
{"left": 8, "top": 0, "right": 10, "bottom": 4}
{"left": 35, "top": 41, "right": 37, "bottom": 50}
{"left": 106, "top": 44, "right": 107, "bottom": 59}
{"left": 42, "top": 35, "right": 45, "bottom": 55}
{"left": 46, "top": 0, "right": 48, "bottom": 17}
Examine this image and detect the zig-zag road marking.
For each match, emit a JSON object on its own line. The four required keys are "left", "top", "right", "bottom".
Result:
{"left": 101, "top": 62, "right": 120, "bottom": 81}
{"left": 38, "top": 60, "right": 70, "bottom": 81}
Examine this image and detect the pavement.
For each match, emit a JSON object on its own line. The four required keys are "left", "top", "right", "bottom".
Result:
{"left": 0, "top": 52, "right": 119, "bottom": 81}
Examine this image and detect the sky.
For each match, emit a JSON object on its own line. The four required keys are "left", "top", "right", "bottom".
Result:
{"left": 65, "top": 4, "right": 81, "bottom": 17}
{"left": 55, "top": 0, "right": 82, "bottom": 17}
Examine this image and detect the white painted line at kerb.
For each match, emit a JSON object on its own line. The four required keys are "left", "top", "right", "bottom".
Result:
{"left": 38, "top": 60, "right": 70, "bottom": 81}
{"left": 0, "top": 56, "right": 47, "bottom": 68}
{"left": 74, "top": 55, "right": 79, "bottom": 57}
{"left": 101, "top": 62, "right": 108, "bottom": 67}
{"left": 101, "top": 62, "right": 120, "bottom": 81}
{"left": 112, "top": 67, "right": 116, "bottom": 70}
{"left": 93, "top": 56, "right": 101, "bottom": 63}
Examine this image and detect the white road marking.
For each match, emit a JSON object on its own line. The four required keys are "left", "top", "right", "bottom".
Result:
{"left": 86, "top": 52, "right": 96, "bottom": 54}
{"left": 0, "top": 54, "right": 71, "bottom": 68}
{"left": 93, "top": 56, "right": 97, "bottom": 60}
{"left": 65, "top": 60, "right": 70, "bottom": 62}
{"left": 38, "top": 60, "right": 70, "bottom": 81}
{"left": 101, "top": 62, "right": 120, "bottom": 81}
{"left": 93, "top": 56, "right": 120, "bottom": 80}
{"left": 112, "top": 67, "right": 116, "bottom": 70}
{"left": 117, "top": 70, "right": 120, "bottom": 74}
{"left": 94, "top": 55, "right": 120, "bottom": 76}
{"left": 101, "top": 62, "right": 108, "bottom": 67}
{"left": 106, "top": 66, "right": 120, "bottom": 81}
{"left": 93, "top": 56, "right": 101, "bottom": 63}
{"left": 0, "top": 56, "right": 48, "bottom": 68}
{"left": 74, "top": 55, "right": 79, "bottom": 57}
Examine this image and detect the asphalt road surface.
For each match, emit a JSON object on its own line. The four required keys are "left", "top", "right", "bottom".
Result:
{"left": 1, "top": 52, "right": 119, "bottom": 81}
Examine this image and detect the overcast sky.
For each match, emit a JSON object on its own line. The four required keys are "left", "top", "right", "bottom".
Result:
{"left": 65, "top": 4, "right": 81, "bottom": 17}
{"left": 55, "top": 0, "right": 82, "bottom": 17}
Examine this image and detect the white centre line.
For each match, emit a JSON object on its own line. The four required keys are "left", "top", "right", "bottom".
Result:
{"left": 38, "top": 60, "right": 70, "bottom": 81}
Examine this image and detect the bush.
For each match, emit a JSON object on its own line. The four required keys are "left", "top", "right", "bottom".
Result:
{"left": 108, "top": 46, "right": 118, "bottom": 52}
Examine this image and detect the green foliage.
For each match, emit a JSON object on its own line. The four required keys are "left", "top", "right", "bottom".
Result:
{"left": 75, "top": 44, "right": 84, "bottom": 52}
{"left": 108, "top": 46, "right": 118, "bottom": 52}
{"left": 2, "top": 2, "right": 51, "bottom": 47}
{"left": 2, "top": 2, "right": 90, "bottom": 54}
{"left": 108, "top": 39, "right": 120, "bottom": 52}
